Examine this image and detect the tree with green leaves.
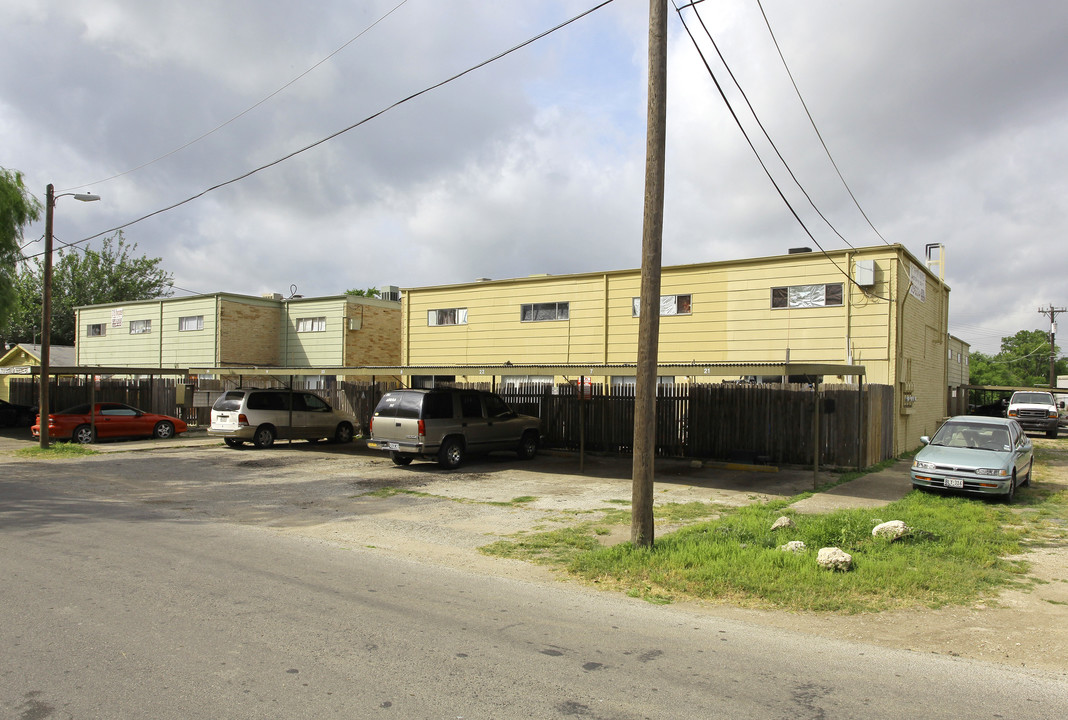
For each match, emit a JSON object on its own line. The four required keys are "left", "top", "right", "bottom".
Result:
{"left": 969, "top": 328, "right": 1067, "bottom": 388}
{"left": 0, "top": 167, "right": 42, "bottom": 324}
{"left": 1, "top": 230, "right": 173, "bottom": 347}
{"left": 345, "top": 287, "right": 381, "bottom": 298}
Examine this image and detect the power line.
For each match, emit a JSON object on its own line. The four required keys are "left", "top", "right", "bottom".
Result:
{"left": 671, "top": 1, "right": 888, "bottom": 300}
{"left": 36, "top": 0, "right": 618, "bottom": 258}
{"left": 682, "top": 1, "right": 857, "bottom": 251}
{"left": 755, "top": 0, "right": 890, "bottom": 246}
{"left": 58, "top": 0, "right": 412, "bottom": 193}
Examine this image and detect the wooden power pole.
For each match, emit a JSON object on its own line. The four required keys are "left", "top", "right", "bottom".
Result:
{"left": 1039, "top": 305, "right": 1066, "bottom": 387}
{"left": 632, "top": 0, "right": 668, "bottom": 548}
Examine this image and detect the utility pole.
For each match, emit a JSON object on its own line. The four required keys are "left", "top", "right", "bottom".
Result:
{"left": 39, "top": 184, "right": 55, "bottom": 448}
{"left": 1039, "top": 305, "right": 1066, "bottom": 387}
{"left": 632, "top": 0, "right": 668, "bottom": 548}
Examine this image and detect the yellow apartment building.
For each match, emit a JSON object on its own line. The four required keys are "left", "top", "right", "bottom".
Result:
{"left": 75, "top": 292, "right": 401, "bottom": 373}
{"left": 401, "top": 244, "right": 950, "bottom": 454}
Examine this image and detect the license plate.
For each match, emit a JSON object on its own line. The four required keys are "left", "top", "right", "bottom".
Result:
{"left": 387, "top": 442, "right": 400, "bottom": 451}
{"left": 945, "top": 477, "right": 964, "bottom": 489}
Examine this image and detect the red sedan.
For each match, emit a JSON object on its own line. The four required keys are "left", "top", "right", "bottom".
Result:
{"left": 32, "top": 402, "right": 188, "bottom": 444}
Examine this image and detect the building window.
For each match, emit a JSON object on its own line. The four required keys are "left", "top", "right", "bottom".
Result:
{"left": 129, "top": 319, "right": 152, "bottom": 334}
{"left": 771, "top": 283, "right": 843, "bottom": 309}
{"left": 86, "top": 323, "right": 106, "bottom": 337}
{"left": 296, "top": 316, "right": 326, "bottom": 332}
{"left": 179, "top": 315, "right": 204, "bottom": 332}
{"left": 632, "top": 294, "right": 692, "bottom": 317}
{"left": 521, "top": 302, "right": 569, "bottom": 322}
{"left": 428, "top": 308, "right": 467, "bottom": 326}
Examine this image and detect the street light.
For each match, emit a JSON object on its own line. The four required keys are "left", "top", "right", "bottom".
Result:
{"left": 39, "top": 183, "right": 100, "bottom": 448}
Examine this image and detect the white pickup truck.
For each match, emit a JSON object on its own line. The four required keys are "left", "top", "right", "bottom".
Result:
{"left": 1007, "top": 391, "right": 1059, "bottom": 438}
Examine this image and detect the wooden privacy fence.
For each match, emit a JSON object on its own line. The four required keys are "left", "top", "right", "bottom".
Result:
{"left": 10, "top": 376, "right": 894, "bottom": 467}
{"left": 481, "top": 382, "right": 895, "bottom": 469}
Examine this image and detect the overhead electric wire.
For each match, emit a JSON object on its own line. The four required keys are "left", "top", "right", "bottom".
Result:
{"left": 38, "top": 0, "right": 618, "bottom": 257}
{"left": 58, "top": 0, "right": 412, "bottom": 193}
{"left": 684, "top": 1, "right": 857, "bottom": 251}
{"left": 755, "top": 0, "right": 890, "bottom": 246}
{"left": 671, "top": 1, "right": 888, "bottom": 300}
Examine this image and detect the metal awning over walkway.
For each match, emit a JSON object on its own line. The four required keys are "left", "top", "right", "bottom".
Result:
{"left": 185, "top": 361, "right": 865, "bottom": 380}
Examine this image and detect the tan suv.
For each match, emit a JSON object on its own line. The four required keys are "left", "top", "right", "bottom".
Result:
{"left": 366, "top": 388, "right": 540, "bottom": 469}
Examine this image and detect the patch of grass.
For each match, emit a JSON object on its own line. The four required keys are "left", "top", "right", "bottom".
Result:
{"left": 15, "top": 443, "right": 98, "bottom": 458}
{"left": 486, "top": 496, "right": 539, "bottom": 507}
{"left": 481, "top": 526, "right": 603, "bottom": 565}
{"left": 483, "top": 463, "right": 1068, "bottom": 614}
{"left": 359, "top": 487, "right": 433, "bottom": 499}
{"left": 568, "top": 492, "right": 1036, "bottom": 612}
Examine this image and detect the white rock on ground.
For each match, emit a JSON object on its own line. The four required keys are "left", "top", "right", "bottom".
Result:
{"left": 817, "top": 547, "right": 853, "bottom": 571}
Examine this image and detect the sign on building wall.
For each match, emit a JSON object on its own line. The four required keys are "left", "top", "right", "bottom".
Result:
{"left": 908, "top": 263, "right": 926, "bottom": 302}
{"left": 111, "top": 308, "right": 124, "bottom": 327}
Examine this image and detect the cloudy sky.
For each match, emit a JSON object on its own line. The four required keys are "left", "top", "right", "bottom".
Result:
{"left": 3, "top": 0, "right": 1066, "bottom": 355}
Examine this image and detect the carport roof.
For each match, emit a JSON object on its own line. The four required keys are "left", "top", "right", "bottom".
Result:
{"left": 183, "top": 362, "right": 865, "bottom": 379}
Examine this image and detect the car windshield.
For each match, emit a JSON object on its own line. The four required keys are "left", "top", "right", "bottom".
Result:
{"left": 1011, "top": 392, "right": 1054, "bottom": 404}
{"left": 930, "top": 422, "right": 1010, "bottom": 451}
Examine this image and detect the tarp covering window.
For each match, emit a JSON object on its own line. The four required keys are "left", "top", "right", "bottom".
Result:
{"left": 789, "top": 285, "right": 825, "bottom": 308}
{"left": 521, "top": 302, "right": 568, "bottom": 321}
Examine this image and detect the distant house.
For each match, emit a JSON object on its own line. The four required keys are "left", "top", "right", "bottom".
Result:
{"left": 0, "top": 343, "right": 76, "bottom": 402}
{"left": 74, "top": 292, "right": 401, "bottom": 382}
{"left": 400, "top": 244, "right": 951, "bottom": 454}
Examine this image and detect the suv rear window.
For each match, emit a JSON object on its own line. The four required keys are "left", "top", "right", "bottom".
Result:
{"left": 212, "top": 391, "right": 245, "bottom": 412}
{"left": 374, "top": 391, "right": 426, "bottom": 420}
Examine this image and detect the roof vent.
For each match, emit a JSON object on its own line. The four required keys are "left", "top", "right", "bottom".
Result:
{"left": 788, "top": 247, "right": 813, "bottom": 254}
{"left": 378, "top": 285, "right": 400, "bottom": 302}
{"left": 262, "top": 293, "right": 284, "bottom": 301}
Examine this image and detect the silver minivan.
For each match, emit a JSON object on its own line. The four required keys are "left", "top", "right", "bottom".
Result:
{"left": 366, "top": 388, "right": 540, "bottom": 469}
{"left": 209, "top": 388, "right": 357, "bottom": 449}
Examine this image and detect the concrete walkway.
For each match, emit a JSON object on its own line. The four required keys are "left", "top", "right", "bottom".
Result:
{"left": 790, "top": 460, "right": 913, "bottom": 514}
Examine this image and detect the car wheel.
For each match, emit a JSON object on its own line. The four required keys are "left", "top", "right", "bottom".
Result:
{"left": 517, "top": 431, "right": 538, "bottom": 460}
{"left": 153, "top": 421, "right": 175, "bottom": 439}
{"left": 1048, "top": 426, "right": 1059, "bottom": 439}
{"left": 1003, "top": 473, "right": 1016, "bottom": 503}
{"left": 252, "top": 425, "right": 276, "bottom": 449}
{"left": 390, "top": 451, "right": 413, "bottom": 466}
{"left": 333, "top": 422, "right": 354, "bottom": 444}
{"left": 73, "top": 424, "right": 95, "bottom": 444}
{"left": 438, "top": 438, "right": 464, "bottom": 469}
{"left": 224, "top": 438, "right": 243, "bottom": 448}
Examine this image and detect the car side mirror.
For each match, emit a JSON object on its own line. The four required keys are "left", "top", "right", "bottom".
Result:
{"left": 919, "top": 436, "right": 930, "bottom": 445}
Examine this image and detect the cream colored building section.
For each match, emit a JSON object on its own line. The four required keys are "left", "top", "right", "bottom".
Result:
{"left": 75, "top": 293, "right": 401, "bottom": 372}
{"left": 403, "top": 245, "right": 950, "bottom": 455}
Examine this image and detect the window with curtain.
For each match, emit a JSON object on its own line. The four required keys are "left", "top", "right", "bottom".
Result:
{"left": 296, "top": 316, "right": 327, "bottom": 332}
{"left": 427, "top": 308, "right": 467, "bottom": 326}
{"left": 632, "top": 294, "right": 692, "bottom": 317}
{"left": 178, "top": 315, "right": 204, "bottom": 331}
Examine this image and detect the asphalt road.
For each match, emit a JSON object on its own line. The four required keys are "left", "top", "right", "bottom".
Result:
{"left": 2, "top": 473, "right": 1066, "bottom": 720}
